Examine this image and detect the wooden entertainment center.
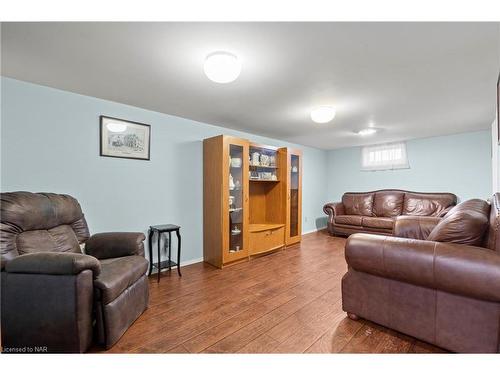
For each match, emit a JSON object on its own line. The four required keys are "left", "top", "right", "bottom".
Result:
{"left": 203, "top": 135, "right": 302, "bottom": 268}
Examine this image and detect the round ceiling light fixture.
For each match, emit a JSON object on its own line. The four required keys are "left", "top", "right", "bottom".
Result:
{"left": 310, "top": 106, "right": 336, "bottom": 124}
{"left": 204, "top": 51, "right": 242, "bottom": 83}
{"left": 357, "top": 128, "right": 377, "bottom": 136}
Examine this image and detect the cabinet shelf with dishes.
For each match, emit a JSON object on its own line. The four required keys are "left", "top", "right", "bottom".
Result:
{"left": 249, "top": 179, "right": 280, "bottom": 183}
{"left": 203, "top": 135, "right": 302, "bottom": 268}
{"left": 249, "top": 144, "right": 279, "bottom": 182}
{"left": 249, "top": 164, "right": 279, "bottom": 169}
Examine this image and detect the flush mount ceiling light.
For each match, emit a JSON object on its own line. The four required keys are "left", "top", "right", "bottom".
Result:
{"left": 357, "top": 128, "right": 377, "bottom": 136}
{"left": 310, "top": 106, "right": 336, "bottom": 124}
{"left": 204, "top": 51, "right": 242, "bottom": 83}
{"left": 106, "top": 122, "right": 127, "bottom": 132}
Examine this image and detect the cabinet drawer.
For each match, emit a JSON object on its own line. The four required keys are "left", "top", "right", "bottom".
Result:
{"left": 249, "top": 226, "right": 285, "bottom": 255}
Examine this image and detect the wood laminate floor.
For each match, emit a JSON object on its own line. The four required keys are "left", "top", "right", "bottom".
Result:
{"left": 95, "top": 230, "right": 444, "bottom": 354}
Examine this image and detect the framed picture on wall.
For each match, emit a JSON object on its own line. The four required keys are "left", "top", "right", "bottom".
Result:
{"left": 100, "top": 116, "right": 151, "bottom": 160}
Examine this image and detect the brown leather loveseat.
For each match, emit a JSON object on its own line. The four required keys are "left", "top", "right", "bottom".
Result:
{"left": 342, "top": 193, "right": 500, "bottom": 353}
{"left": 1, "top": 192, "right": 149, "bottom": 352}
{"left": 323, "top": 189, "right": 457, "bottom": 236}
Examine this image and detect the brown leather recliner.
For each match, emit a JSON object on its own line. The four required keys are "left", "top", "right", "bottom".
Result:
{"left": 342, "top": 193, "right": 500, "bottom": 353}
{"left": 323, "top": 189, "right": 457, "bottom": 236}
{"left": 0, "top": 192, "right": 149, "bottom": 352}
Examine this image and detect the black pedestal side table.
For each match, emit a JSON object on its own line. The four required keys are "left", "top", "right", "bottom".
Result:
{"left": 148, "top": 224, "right": 182, "bottom": 282}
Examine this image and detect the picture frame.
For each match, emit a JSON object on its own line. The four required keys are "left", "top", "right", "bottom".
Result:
{"left": 100, "top": 116, "right": 151, "bottom": 160}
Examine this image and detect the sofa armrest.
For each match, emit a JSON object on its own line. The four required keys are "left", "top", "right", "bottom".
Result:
{"left": 5, "top": 252, "right": 101, "bottom": 277}
{"left": 85, "top": 232, "right": 146, "bottom": 259}
{"left": 345, "top": 233, "right": 500, "bottom": 303}
{"left": 323, "top": 202, "right": 345, "bottom": 221}
{"left": 394, "top": 216, "right": 442, "bottom": 240}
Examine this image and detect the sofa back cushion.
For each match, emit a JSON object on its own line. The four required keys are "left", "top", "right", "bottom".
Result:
{"left": 483, "top": 193, "right": 500, "bottom": 252}
{"left": 402, "top": 192, "right": 456, "bottom": 216}
{"left": 427, "top": 199, "right": 490, "bottom": 246}
{"left": 373, "top": 191, "right": 405, "bottom": 217}
{"left": 0, "top": 192, "right": 90, "bottom": 269}
{"left": 342, "top": 193, "right": 374, "bottom": 216}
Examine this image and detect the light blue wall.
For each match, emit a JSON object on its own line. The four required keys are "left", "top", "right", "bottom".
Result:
{"left": 2, "top": 77, "right": 493, "bottom": 266}
{"left": 326, "top": 130, "right": 492, "bottom": 203}
{"left": 1, "top": 77, "right": 328, "bottom": 264}
{"left": 494, "top": 120, "right": 500, "bottom": 192}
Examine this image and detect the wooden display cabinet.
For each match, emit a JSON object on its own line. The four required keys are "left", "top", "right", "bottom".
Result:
{"left": 248, "top": 143, "right": 285, "bottom": 256}
{"left": 203, "top": 135, "right": 249, "bottom": 268}
{"left": 203, "top": 135, "right": 302, "bottom": 268}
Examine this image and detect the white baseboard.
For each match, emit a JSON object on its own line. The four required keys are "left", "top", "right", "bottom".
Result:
{"left": 302, "top": 226, "right": 327, "bottom": 235}
{"left": 181, "top": 256, "right": 204, "bottom": 266}
{"left": 150, "top": 256, "right": 204, "bottom": 274}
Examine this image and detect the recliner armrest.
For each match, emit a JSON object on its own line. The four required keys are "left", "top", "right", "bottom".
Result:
{"left": 394, "top": 216, "right": 441, "bottom": 240}
{"left": 345, "top": 233, "right": 500, "bottom": 303}
{"left": 5, "top": 252, "right": 101, "bottom": 277}
{"left": 85, "top": 232, "right": 146, "bottom": 259}
{"left": 323, "top": 202, "right": 345, "bottom": 221}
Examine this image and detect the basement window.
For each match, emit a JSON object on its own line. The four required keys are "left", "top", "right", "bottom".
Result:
{"left": 361, "top": 142, "right": 409, "bottom": 171}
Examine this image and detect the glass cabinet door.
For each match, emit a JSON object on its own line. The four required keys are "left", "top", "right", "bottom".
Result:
{"left": 286, "top": 149, "right": 302, "bottom": 245}
{"left": 229, "top": 144, "right": 244, "bottom": 253}
{"left": 289, "top": 154, "right": 300, "bottom": 238}
{"left": 224, "top": 138, "right": 249, "bottom": 263}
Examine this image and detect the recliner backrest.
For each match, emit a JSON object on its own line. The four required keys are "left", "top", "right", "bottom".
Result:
{"left": 0, "top": 192, "right": 90, "bottom": 269}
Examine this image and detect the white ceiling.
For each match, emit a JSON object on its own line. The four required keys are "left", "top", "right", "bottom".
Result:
{"left": 1, "top": 22, "right": 499, "bottom": 150}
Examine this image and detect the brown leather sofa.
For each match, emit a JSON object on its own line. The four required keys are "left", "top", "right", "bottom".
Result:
{"left": 0, "top": 192, "right": 149, "bottom": 352}
{"left": 323, "top": 189, "right": 457, "bottom": 236}
{"left": 342, "top": 193, "right": 500, "bottom": 353}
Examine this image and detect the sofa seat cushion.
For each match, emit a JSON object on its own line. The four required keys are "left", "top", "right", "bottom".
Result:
{"left": 333, "top": 223, "right": 392, "bottom": 236}
{"left": 334, "top": 215, "right": 363, "bottom": 226}
{"left": 394, "top": 216, "right": 442, "bottom": 240}
{"left": 362, "top": 216, "right": 395, "bottom": 230}
{"left": 94, "top": 256, "right": 148, "bottom": 304}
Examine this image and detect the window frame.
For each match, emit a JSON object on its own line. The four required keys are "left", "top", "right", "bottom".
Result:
{"left": 360, "top": 141, "right": 410, "bottom": 171}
